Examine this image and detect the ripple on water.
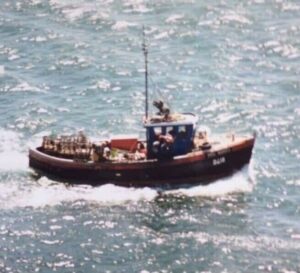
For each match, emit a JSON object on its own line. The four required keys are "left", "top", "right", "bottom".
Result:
{"left": 9, "top": 81, "right": 42, "bottom": 92}
{"left": 219, "top": 11, "right": 252, "bottom": 26}
{"left": 180, "top": 231, "right": 300, "bottom": 252}
{"left": 0, "top": 0, "right": 300, "bottom": 272}
{"left": 0, "top": 65, "right": 5, "bottom": 75}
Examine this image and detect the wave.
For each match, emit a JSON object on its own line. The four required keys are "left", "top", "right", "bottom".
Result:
{"left": 166, "top": 164, "right": 255, "bottom": 197}
{"left": 0, "top": 126, "right": 255, "bottom": 208}
{"left": 0, "top": 162, "right": 255, "bottom": 209}
{"left": 111, "top": 21, "right": 137, "bottom": 31}
{"left": 0, "top": 179, "right": 158, "bottom": 209}
{"left": 179, "top": 230, "right": 300, "bottom": 251}
{"left": 0, "top": 129, "right": 28, "bottom": 171}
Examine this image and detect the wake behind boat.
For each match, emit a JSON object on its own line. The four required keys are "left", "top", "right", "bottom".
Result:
{"left": 29, "top": 32, "right": 255, "bottom": 187}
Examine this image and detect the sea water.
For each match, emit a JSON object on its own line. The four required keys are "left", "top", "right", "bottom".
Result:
{"left": 0, "top": 0, "right": 299, "bottom": 272}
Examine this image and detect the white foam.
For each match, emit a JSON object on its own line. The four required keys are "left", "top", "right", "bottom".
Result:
{"left": 6, "top": 179, "right": 158, "bottom": 208}
{"left": 165, "top": 14, "right": 184, "bottom": 24}
{"left": 0, "top": 134, "right": 255, "bottom": 208}
{"left": 8, "top": 54, "right": 20, "bottom": 61}
{"left": 1, "top": 170, "right": 254, "bottom": 208}
{"left": 57, "top": 107, "right": 70, "bottom": 113}
{"left": 220, "top": 12, "right": 251, "bottom": 25}
{"left": 89, "top": 11, "right": 109, "bottom": 22}
{"left": 59, "top": 59, "right": 75, "bottom": 66}
{"left": 10, "top": 81, "right": 41, "bottom": 92}
{"left": 0, "top": 129, "right": 27, "bottom": 171}
{"left": 0, "top": 65, "right": 4, "bottom": 75}
{"left": 35, "top": 36, "right": 47, "bottom": 42}
{"left": 62, "top": 7, "right": 86, "bottom": 21}
{"left": 217, "top": 112, "right": 240, "bottom": 123}
{"left": 64, "top": 3, "right": 94, "bottom": 21}
{"left": 264, "top": 40, "right": 280, "bottom": 48}
{"left": 154, "top": 31, "right": 170, "bottom": 40}
{"left": 181, "top": 231, "right": 300, "bottom": 251}
{"left": 96, "top": 79, "right": 111, "bottom": 90}
{"left": 49, "top": 1, "right": 97, "bottom": 22}
{"left": 111, "top": 21, "right": 137, "bottom": 31}
{"left": 167, "top": 165, "right": 254, "bottom": 198}
{"left": 1, "top": 166, "right": 255, "bottom": 208}
{"left": 0, "top": 151, "right": 28, "bottom": 171}
{"left": 281, "top": 2, "right": 300, "bottom": 11}
{"left": 198, "top": 20, "right": 214, "bottom": 27}
{"left": 287, "top": 179, "right": 300, "bottom": 186}
{"left": 123, "top": 0, "right": 150, "bottom": 13}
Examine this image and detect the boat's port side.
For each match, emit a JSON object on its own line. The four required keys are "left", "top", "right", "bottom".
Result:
{"left": 29, "top": 135, "right": 254, "bottom": 187}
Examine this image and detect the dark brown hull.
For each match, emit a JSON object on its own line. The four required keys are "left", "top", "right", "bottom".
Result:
{"left": 29, "top": 137, "right": 255, "bottom": 187}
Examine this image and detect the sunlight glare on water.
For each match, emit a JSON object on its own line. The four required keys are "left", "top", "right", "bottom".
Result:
{"left": 0, "top": 0, "right": 299, "bottom": 272}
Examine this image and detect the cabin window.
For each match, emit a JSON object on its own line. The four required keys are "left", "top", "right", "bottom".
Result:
{"left": 166, "top": 126, "right": 175, "bottom": 136}
{"left": 153, "top": 127, "right": 162, "bottom": 136}
{"left": 178, "top": 126, "right": 186, "bottom": 133}
{"left": 178, "top": 126, "right": 187, "bottom": 138}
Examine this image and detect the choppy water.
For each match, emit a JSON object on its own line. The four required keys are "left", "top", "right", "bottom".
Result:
{"left": 0, "top": 0, "right": 300, "bottom": 272}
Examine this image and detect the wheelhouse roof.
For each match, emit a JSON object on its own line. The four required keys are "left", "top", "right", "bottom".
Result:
{"left": 144, "top": 113, "right": 198, "bottom": 128}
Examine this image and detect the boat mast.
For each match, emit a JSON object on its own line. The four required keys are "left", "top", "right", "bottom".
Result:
{"left": 142, "top": 26, "right": 149, "bottom": 121}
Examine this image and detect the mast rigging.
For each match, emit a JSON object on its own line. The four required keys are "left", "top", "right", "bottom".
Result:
{"left": 142, "top": 26, "right": 149, "bottom": 121}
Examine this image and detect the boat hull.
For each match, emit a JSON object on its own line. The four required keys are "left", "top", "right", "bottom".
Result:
{"left": 29, "top": 137, "right": 255, "bottom": 187}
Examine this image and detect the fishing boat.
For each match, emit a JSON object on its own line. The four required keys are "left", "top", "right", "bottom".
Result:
{"left": 29, "top": 33, "right": 255, "bottom": 187}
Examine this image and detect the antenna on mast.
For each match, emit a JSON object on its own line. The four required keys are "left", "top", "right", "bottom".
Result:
{"left": 142, "top": 26, "right": 149, "bottom": 121}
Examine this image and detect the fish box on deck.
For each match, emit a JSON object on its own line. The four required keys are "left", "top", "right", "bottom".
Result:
{"left": 110, "top": 135, "right": 139, "bottom": 152}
